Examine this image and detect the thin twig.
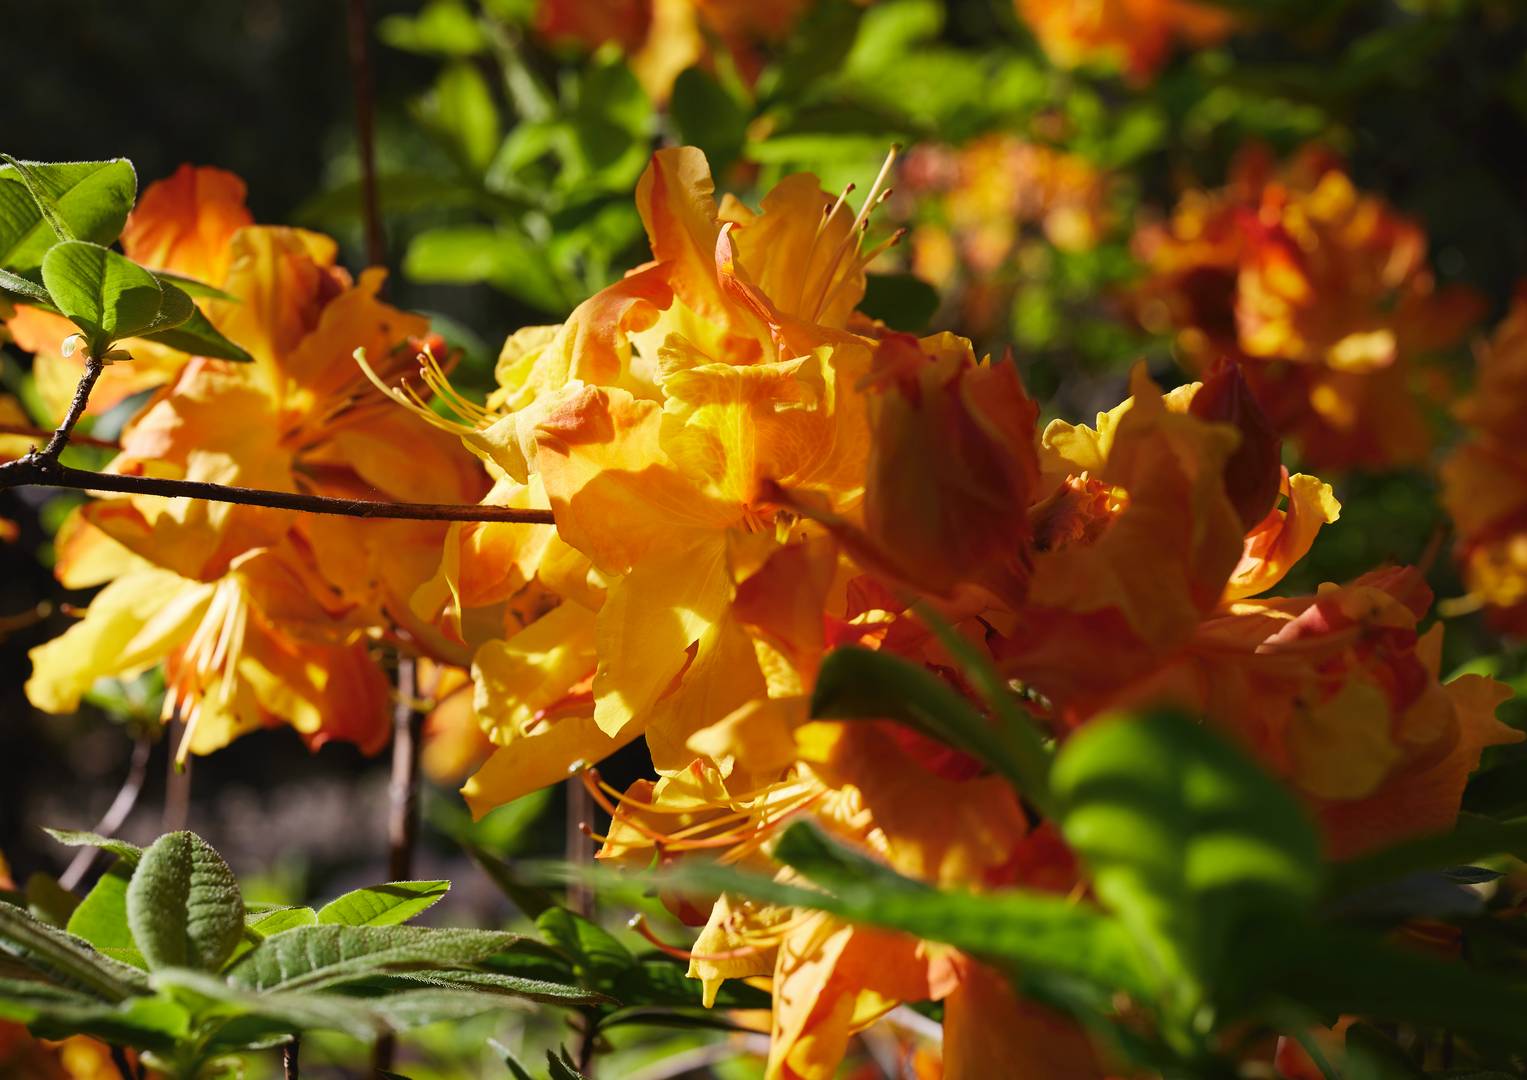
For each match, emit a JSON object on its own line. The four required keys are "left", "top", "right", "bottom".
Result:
{"left": 162, "top": 719, "right": 192, "bottom": 833}
{"left": 0, "top": 458, "right": 556, "bottom": 523}
{"left": 283, "top": 1035, "right": 300, "bottom": 1080}
{"left": 387, "top": 656, "right": 424, "bottom": 882}
{"left": 34, "top": 354, "right": 103, "bottom": 462}
{"left": 345, "top": 0, "right": 385, "bottom": 270}
{"left": 59, "top": 738, "right": 152, "bottom": 891}
{"left": 0, "top": 422, "right": 119, "bottom": 451}
{"left": 374, "top": 655, "right": 424, "bottom": 1074}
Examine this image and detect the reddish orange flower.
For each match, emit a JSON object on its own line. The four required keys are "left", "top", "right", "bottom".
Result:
{"left": 1014, "top": 0, "right": 1236, "bottom": 82}
{"left": 1442, "top": 287, "right": 1527, "bottom": 631}
{"left": 1102, "top": 566, "right": 1517, "bottom": 857}
{"left": 1134, "top": 145, "right": 1484, "bottom": 469}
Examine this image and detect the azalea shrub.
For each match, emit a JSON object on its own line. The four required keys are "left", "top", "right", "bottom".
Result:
{"left": 4, "top": 1, "right": 1527, "bottom": 1078}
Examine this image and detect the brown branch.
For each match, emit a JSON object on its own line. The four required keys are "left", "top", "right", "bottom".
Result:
{"left": 374, "top": 656, "right": 423, "bottom": 1076}
{"left": 0, "top": 458, "right": 556, "bottom": 524}
{"left": 59, "top": 738, "right": 152, "bottom": 891}
{"left": 0, "top": 422, "right": 119, "bottom": 451}
{"left": 34, "top": 354, "right": 104, "bottom": 462}
{"left": 345, "top": 0, "right": 385, "bottom": 270}
{"left": 283, "top": 1036, "right": 300, "bottom": 1080}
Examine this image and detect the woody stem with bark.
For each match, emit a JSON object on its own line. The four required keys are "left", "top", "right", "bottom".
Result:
{"left": 0, "top": 460, "right": 555, "bottom": 523}
{"left": 59, "top": 737, "right": 152, "bottom": 891}
{"left": 30, "top": 352, "right": 103, "bottom": 464}
{"left": 283, "top": 1036, "right": 299, "bottom": 1080}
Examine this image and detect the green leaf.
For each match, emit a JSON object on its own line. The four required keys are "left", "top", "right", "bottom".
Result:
{"left": 67, "top": 857, "right": 145, "bottom": 970}
{"left": 859, "top": 272, "right": 939, "bottom": 332}
{"left": 351, "top": 987, "right": 531, "bottom": 1030}
{"left": 418, "top": 61, "right": 502, "bottom": 173}
{"left": 45, "top": 828, "right": 143, "bottom": 865}
{"left": 1272, "top": 927, "right": 1527, "bottom": 1051}
{"left": 226, "top": 925, "right": 520, "bottom": 992}
{"left": 140, "top": 304, "right": 255, "bottom": 363}
{"left": 378, "top": 0, "right": 488, "bottom": 56}
{"left": 126, "top": 831, "right": 245, "bottom": 973}
{"left": 492, "top": 1038, "right": 537, "bottom": 1080}
{"left": 317, "top": 881, "right": 450, "bottom": 928}
{"left": 40, "top": 240, "right": 163, "bottom": 354}
{"left": 25, "top": 872, "right": 78, "bottom": 928}
{"left": 670, "top": 67, "right": 750, "bottom": 175}
{"left": 915, "top": 604, "right": 1057, "bottom": 815}
{"left": 1052, "top": 711, "right": 1320, "bottom": 1016}
{"left": 344, "top": 969, "right": 610, "bottom": 1007}
{"left": 3, "top": 991, "right": 190, "bottom": 1053}
{"left": 534, "top": 908, "right": 633, "bottom": 984}
{"left": 655, "top": 824, "right": 1149, "bottom": 997}
{"left": 0, "top": 899, "right": 148, "bottom": 1000}
{"left": 403, "top": 224, "right": 569, "bottom": 314}
{"left": 0, "top": 158, "right": 136, "bottom": 271}
{"left": 0, "top": 155, "right": 77, "bottom": 242}
{"left": 246, "top": 907, "right": 318, "bottom": 936}
{"left": 547, "top": 1049, "right": 590, "bottom": 1080}
{"left": 151, "top": 967, "right": 382, "bottom": 1042}
{"left": 810, "top": 645, "right": 1053, "bottom": 814}
{"left": 151, "top": 269, "right": 237, "bottom": 302}
{"left": 0, "top": 266, "right": 50, "bottom": 303}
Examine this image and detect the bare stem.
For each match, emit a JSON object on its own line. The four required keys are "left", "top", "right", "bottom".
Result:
{"left": 162, "top": 720, "right": 192, "bottom": 833}
{"left": 35, "top": 354, "right": 103, "bottom": 462}
{"left": 374, "top": 655, "right": 424, "bottom": 1074}
{"left": 283, "top": 1036, "right": 300, "bottom": 1080}
{"left": 345, "top": 0, "right": 385, "bottom": 270}
{"left": 0, "top": 458, "right": 556, "bottom": 524}
{"left": 59, "top": 738, "right": 152, "bottom": 891}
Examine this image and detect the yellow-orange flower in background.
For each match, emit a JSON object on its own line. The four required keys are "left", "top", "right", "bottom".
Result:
{"left": 1014, "top": 0, "right": 1236, "bottom": 82}
{"left": 0, "top": 1021, "right": 130, "bottom": 1080}
{"left": 1134, "top": 145, "right": 1484, "bottom": 469}
{"left": 5, "top": 165, "right": 253, "bottom": 421}
{"left": 535, "top": 0, "right": 811, "bottom": 103}
{"left": 1442, "top": 288, "right": 1527, "bottom": 631}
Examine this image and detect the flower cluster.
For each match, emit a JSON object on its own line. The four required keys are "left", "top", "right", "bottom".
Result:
{"left": 1133, "top": 145, "right": 1484, "bottom": 470}
{"left": 1012, "top": 0, "right": 1238, "bottom": 83}
{"left": 364, "top": 149, "right": 1514, "bottom": 1077}
{"left": 23, "top": 167, "right": 484, "bottom": 761}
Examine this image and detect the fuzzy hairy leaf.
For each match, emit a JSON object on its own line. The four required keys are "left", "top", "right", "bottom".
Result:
{"left": 339, "top": 969, "right": 610, "bottom": 1006}
{"left": 534, "top": 908, "right": 633, "bottom": 984}
{"left": 0, "top": 158, "right": 136, "bottom": 271}
{"left": 0, "top": 899, "right": 148, "bottom": 1001}
{"left": 151, "top": 967, "right": 382, "bottom": 1041}
{"left": 317, "top": 881, "right": 450, "bottom": 928}
{"left": 226, "top": 925, "right": 520, "bottom": 992}
{"left": 44, "top": 829, "right": 143, "bottom": 866}
{"left": 126, "top": 831, "right": 245, "bottom": 973}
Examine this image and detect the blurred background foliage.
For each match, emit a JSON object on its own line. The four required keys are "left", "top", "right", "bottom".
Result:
{"left": 4, "top": 0, "right": 1527, "bottom": 1074}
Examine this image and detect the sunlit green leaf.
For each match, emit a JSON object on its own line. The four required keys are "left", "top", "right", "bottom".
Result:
{"left": 125, "top": 831, "right": 245, "bottom": 974}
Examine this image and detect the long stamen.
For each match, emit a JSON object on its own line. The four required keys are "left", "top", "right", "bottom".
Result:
{"left": 810, "top": 145, "right": 901, "bottom": 321}
{"left": 627, "top": 915, "right": 775, "bottom": 963}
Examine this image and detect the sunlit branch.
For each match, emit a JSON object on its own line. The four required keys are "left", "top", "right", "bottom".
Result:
{"left": 0, "top": 457, "right": 557, "bottom": 524}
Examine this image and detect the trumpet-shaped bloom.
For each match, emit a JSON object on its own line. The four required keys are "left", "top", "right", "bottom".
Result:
{"left": 1134, "top": 146, "right": 1483, "bottom": 468}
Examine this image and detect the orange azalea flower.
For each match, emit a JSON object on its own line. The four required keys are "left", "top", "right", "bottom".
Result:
{"left": 1442, "top": 288, "right": 1527, "bottom": 630}
{"left": 1134, "top": 145, "right": 1484, "bottom": 469}
{"left": 1102, "top": 566, "right": 1517, "bottom": 857}
{"left": 1014, "top": 0, "right": 1236, "bottom": 82}
{"left": 26, "top": 207, "right": 482, "bottom": 759}
{"left": 535, "top": 0, "right": 811, "bottom": 103}
{"left": 6, "top": 165, "right": 253, "bottom": 421}
{"left": 370, "top": 148, "right": 898, "bottom": 811}
{"left": 0, "top": 1022, "right": 132, "bottom": 1080}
